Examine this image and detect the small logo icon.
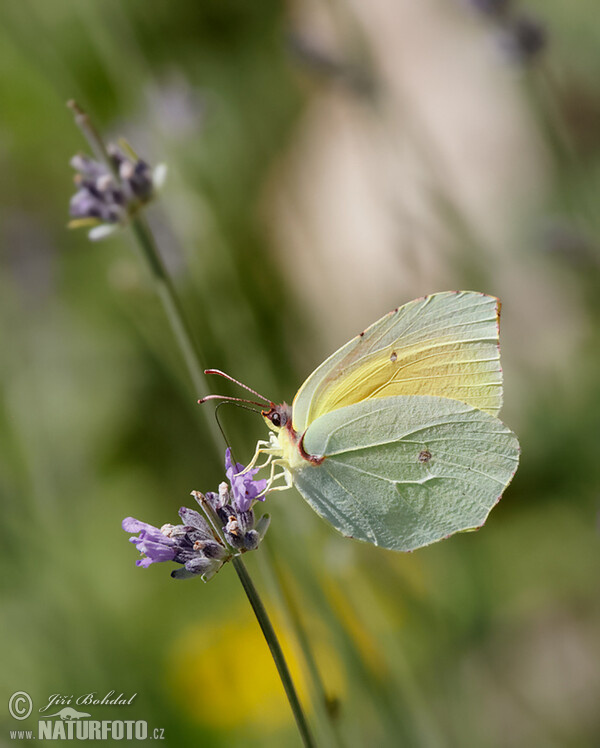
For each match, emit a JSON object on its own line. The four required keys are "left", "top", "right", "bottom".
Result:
{"left": 8, "top": 691, "right": 32, "bottom": 721}
{"left": 46, "top": 707, "right": 91, "bottom": 721}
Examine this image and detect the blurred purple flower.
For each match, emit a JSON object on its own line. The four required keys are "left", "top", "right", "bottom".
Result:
{"left": 464, "top": 0, "right": 510, "bottom": 18}
{"left": 502, "top": 15, "right": 547, "bottom": 63}
{"left": 462, "top": 0, "right": 547, "bottom": 65}
{"left": 68, "top": 145, "right": 166, "bottom": 240}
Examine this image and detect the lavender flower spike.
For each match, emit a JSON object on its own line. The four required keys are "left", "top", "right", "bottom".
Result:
{"left": 122, "top": 450, "right": 271, "bottom": 581}
{"left": 68, "top": 142, "right": 167, "bottom": 241}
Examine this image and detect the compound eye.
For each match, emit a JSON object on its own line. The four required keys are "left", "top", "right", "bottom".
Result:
{"left": 271, "top": 412, "right": 282, "bottom": 428}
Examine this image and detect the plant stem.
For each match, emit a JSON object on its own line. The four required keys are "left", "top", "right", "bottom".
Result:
{"left": 232, "top": 555, "right": 316, "bottom": 748}
{"left": 128, "top": 216, "right": 223, "bottom": 452}
{"left": 67, "top": 100, "right": 114, "bottom": 167}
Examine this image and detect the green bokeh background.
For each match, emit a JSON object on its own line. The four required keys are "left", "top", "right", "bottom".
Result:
{"left": 1, "top": 1, "right": 599, "bottom": 746}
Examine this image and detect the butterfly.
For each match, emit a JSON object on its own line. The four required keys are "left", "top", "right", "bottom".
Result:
{"left": 204, "top": 291, "right": 520, "bottom": 552}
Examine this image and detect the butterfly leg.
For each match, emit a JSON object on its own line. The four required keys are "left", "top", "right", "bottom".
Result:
{"left": 251, "top": 452, "right": 277, "bottom": 472}
{"left": 239, "top": 435, "right": 282, "bottom": 474}
{"left": 255, "top": 458, "right": 292, "bottom": 497}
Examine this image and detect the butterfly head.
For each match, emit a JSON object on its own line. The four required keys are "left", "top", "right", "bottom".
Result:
{"left": 262, "top": 403, "right": 292, "bottom": 434}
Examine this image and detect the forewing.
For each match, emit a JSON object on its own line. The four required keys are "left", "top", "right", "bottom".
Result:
{"left": 292, "top": 291, "right": 503, "bottom": 432}
{"left": 292, "top": 396, "right": 519, "bottom": 551}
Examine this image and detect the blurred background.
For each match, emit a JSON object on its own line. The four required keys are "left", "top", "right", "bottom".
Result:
{"left": 1, "top": 1, "right": 599, "bottom": 746}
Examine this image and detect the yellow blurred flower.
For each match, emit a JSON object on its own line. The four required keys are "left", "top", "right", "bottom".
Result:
{"left": 166, "top": 604, "right": 344, "bottom": 733}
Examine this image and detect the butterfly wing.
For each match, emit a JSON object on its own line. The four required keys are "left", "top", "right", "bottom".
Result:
{"left": 292, "top": 291, "right": 503, "bottom": 433}
{"left": 291, "top": 395, "right": 519, "bottom": 551}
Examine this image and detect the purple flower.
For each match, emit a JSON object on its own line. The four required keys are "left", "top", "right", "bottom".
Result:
{"left": 225, "top": 448, "right": 268, "bottom": 512}
{"left": 122, "top": 450, "right": 271, "bottom": 581}
{"left": 68, "top": 144, "right": 166, "bottom": 240}
{"left": 192, "top": 489, "right": 270, "bottom": 553}
{"left": 122, "top": 511, "right": 227, "bottom": 581}
{"left": 122, "top": 517, "right": 177, "bottom": 568}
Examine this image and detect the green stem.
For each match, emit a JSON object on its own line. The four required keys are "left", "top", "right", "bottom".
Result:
{"left": 67, "top": 100, "right": 114, "bottom": 168}
{"left": 232, "top": 556, "right": 316, "bottom": 748}
{"left": 129, "top": 215, "right": 224, "bottom": 454}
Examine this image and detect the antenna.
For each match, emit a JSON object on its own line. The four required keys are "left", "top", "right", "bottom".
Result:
{"left": 198, "top": 394, "right": 265, "bottom": 409}
{"left": 204, "top": 369, "right": 271, "bottom": 404}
